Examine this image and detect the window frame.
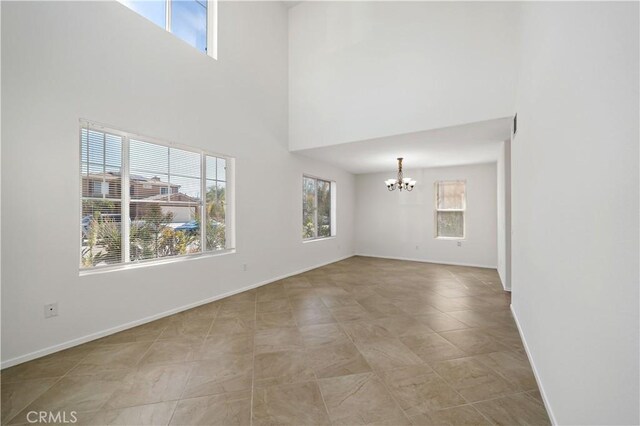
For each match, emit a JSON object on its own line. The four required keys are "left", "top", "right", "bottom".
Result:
{"left": 119, "top": 0, "right": 217, "bottom": 59}
{"left": 434, "top": 180, "right": 466, "bottom": 240}
{"left": 79, "top": 120, "right": 235, "bottom": 274}
{"left": 302, "top": 175, "right": 336, "bottom": 242}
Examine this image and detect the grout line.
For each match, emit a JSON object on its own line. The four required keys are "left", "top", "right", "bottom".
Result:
{"left": 287, "top": 291, "right": 334, "bottom": 425}
{"left": 166, "top": 303, "right": 221, "bottom": 426}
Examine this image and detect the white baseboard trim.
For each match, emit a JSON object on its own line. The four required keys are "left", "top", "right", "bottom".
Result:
{"left": 355, "top": 253, "right": 497, "bottom": 270}
{"left": 510, "top": 304, "right": 558, "bottom": 425}
{"left": 1, "top": 255, "right": 354, "bottom": 369}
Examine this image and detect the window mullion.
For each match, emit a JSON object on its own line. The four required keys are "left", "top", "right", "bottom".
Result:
{"left": 200, "top": 154, "right": 206, "bottom": 252}
{"left": 314, "top": 179, "right": 319, "bottom": 238}
{"left": 122, "top": 136, "right": 131, "bottom": 263}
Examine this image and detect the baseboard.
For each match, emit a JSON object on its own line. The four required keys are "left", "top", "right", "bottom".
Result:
{"left": 510, "top": 304, "right": 558, "bottom": 425}
{"left": 1, "top": 255, "right": 354, "bottom": 369}
{"left": 355, "top": 253, "right": 497, "bottom": 270}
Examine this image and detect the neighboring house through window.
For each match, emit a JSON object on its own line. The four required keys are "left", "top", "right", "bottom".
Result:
{"left": 80, "top": 123, "right": 233, "bottom": 270}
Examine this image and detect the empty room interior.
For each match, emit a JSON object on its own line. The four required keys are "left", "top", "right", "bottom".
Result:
{"left": 1, "top": 1, "right": 638, "bottom": 425}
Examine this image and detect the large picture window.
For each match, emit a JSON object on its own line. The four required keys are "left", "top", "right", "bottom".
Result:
{"left": 80, "top": 123, "right": 232, "bottom": 270}
{"left": 119, "top": 0, "right": 216, "bottom": 58}
{"left": 435, "top": 180, "right": 466, "bottom": 239}
{"left": 303, "top": 176, "right": 334, "bottom": 240}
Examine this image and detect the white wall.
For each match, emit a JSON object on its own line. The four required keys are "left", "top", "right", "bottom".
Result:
{"left": 496, "top": 139, "right": 511, "bottom": 290}
{"left": 0, "top": 1, "right": 355, "bottom": 366}
{"left": 511, "top": 2, "right": 639, "bottom": 424}
{"left": 289, "top": 1, "right": 520, "bottom": 150}
{"left": 355, "top": 163, "right": 497, "bottom": 268}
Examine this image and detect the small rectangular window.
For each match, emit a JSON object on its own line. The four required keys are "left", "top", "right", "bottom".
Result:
{"left": 119, "top": 0, "right": 216, "bottom": 58}
{"left": 303, "top": 176, "right": 334, "bottom": 240}
{"left": 80, "top": 123, "right": 233, "bottom": 270}
{"left": 435, "top": 181, "right": 466, "bottom": 239}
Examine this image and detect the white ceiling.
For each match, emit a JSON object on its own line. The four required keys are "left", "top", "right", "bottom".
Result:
{"left": 292, "top": 118, "right": 512, "bottom": 174}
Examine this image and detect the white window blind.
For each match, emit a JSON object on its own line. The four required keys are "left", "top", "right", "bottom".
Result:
{"left": 80, "top": 123, "right": 232, "bottom": 270}
{"left": 435, "top": 180, "right": 466, "bottom": 239}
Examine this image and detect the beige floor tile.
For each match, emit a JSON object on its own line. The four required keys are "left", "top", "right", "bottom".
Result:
{"left": 85, "top": 401, "right": 177, "bottom": 425}
{"left": 254, "top": 349, "right": 315, "bottom": 387}
{"left": 409, "top": 405, "right": 491, "bottom": 425}
{"left": 69, "top": 342, "right": 153, "bottom": 375}
{"left": 208, "top": 317, "right": 255, "bottom": 335}
{"left": 355, "top": 338, "right": 423, "bottom": 371}
{"left": 482, "top": 325, "right": 525, "bottom": 351}
{"left": 306, "top": 342, "right": 371, "bottom": 378}
{"left": 379, "top": 365, "right": 465, "bottom": 415}
{"left": 292, "top": 305, "right": 337, "bottom": 326}
{"left": 321, "top": 295, "right": 360, "bottom": 308}
{"left": 257, "top": 299, "right": 291, "bottom": 313}
{"left": 256, "top": 311, "right": 297, "bottom": 330}
{"left": 373, "top": 315, "right": 436, "bottom": 337}
{"left": 197, "top": 333, "right": 253, "bottom": 358}
{"left": 474, "top": 351, "right": 537, "bottom": 391}
{"left": 2, "top": 257, "right": 549, "bottom": 426}
{"left": 0, "top": 359, "right": 73, "bottom": 384}
{"left": 440, "top": 329, "right": 511, "bottom": 355}
{"left": 104, "top": 362, "right": 191, "bottom": 409}
{"left": 255, "top": 327, "right": 305, "bottom": 354}
{"left": 330, "top": 305, "right": 374, "bottom": 322}
{"left": 157, "top": 318, "right": 212, "bottom": 341}
{"left": 139, "top": 338, "right": 202, "bottom": 365}
{"left": 1, "top": 378, "right": 58, "bottom": 423}
{"left": 400, "top": 333, "right": 466, "bottom": 363}
{"left": 299, "top": 323, "right": 351, "bottom": 347}
{"left": 340, "top": 321, "right": 395, "bottom": 343}
{"left": 252, "top": 381, "right": 330, "bottom": 426}
{"left": 170, "top": 392, "right": 251, "bottom": 426}
{"left": 432, "top": 357, "right": 515, "bottom": 402}
{"left": 182, "top": 353, "right": 253, "bottom": 399}
{"left": 393, "top": 300, "right": 441, "bottom": 316}
{"left": 319, "top": 372, "right": 405, "bottom": 425}
{"left": 473, "top": 393, "right": 551, "bottom": 425}
{"left": 412, "top": 313, "right": 470, "bottom": 332}
{"left": 10, "top": 372, "right": 125, "bottom": 424}
{"left": 448, "top": 310, "right": 514, "bottom": 328}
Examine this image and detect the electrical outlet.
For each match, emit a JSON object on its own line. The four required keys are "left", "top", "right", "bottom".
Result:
{"left": 415, "top": 245, "right": 419, "bottom": 250}
{"left": 457, "top": 241, "right": 462, "bottom": 247}
{"left": 242, "top": 264, "right": 248, "bottom": 272}
{"left": 44, "top": 303, "right": 58, "bottom": 318}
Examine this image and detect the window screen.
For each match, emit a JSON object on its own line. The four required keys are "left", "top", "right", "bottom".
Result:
{"left": 435, "top": 181, "right": 466, "bottom": 238}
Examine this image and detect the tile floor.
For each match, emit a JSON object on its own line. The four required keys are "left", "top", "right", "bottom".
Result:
{"left": 1, "top": 256, "right": 551, "bottom": 425}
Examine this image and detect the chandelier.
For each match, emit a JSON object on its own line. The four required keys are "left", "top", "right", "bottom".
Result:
{"left": 385, "top": 157, "right": 416, "bottom": 191}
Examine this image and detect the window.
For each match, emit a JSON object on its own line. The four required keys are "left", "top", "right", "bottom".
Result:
{"left": 119, "top": 0, "right": 216, "bottom": 58}
{"left": 435, "top": 180, "right": 466, "bottom": 239}
{"left": 80, "top": 123, "right": 233, "bottom": 270}
{"left": 303, "top": 176, "right": 334, "bottom": 240}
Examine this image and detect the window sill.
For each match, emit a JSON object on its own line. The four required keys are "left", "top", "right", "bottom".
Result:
{"left": 79, "top": 249, "right": 236, "bottom": 276}
{"left": 435, "top": 237, "right": 466, "bottom": 241}
{"left": 303, "top": 236, "right": 336, "bottom": 244}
